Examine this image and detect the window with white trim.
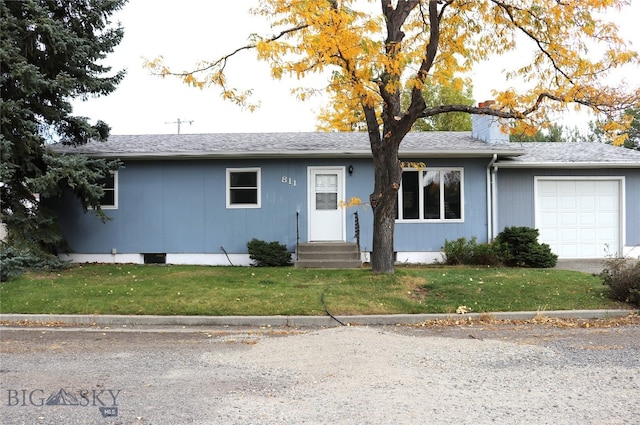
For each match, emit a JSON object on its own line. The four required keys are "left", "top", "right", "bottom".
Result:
{"left": 96, "top": 171, "right": 117, "bottom": 209}
{"left": 226, "top": 168, "right": 261, "bottom": 208}
{"left": 396, "top": 168, "right": 463, "bottom": 221}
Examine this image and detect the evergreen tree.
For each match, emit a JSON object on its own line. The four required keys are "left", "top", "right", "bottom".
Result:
{"left": 0, "top": 0, "right": 126, "bottom": 279}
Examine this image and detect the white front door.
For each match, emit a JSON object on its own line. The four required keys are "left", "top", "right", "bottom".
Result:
{"left": 308, "top": 167, "right": 345, "bottom": 241}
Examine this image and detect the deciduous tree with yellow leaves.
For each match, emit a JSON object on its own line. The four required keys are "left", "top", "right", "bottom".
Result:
{"left": 147, "top": 0, "right": 640, "bottom": 274}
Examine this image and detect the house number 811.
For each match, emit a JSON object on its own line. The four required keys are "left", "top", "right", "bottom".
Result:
{"left": 281, "top": 176, "right": 296, "bottom": 186}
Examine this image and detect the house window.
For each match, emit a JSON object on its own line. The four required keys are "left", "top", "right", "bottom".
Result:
{"left": 226, "top": 168, "right": 261, "bottom": 208}
{"left": 396, "top": 168, "right": 463, "bottom": 221}
{"left": 96, "top": 171, "right": 117, "bottom": 209}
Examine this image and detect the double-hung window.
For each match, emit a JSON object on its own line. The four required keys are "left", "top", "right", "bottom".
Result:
{"left": 396, "top": 168, "right": 463, "bottom": 221}
{"left": 226, "top": 168, "right": 261, "bottom": 208}
{"left": 96, "top": 171, "right": 117, "bottom": 209}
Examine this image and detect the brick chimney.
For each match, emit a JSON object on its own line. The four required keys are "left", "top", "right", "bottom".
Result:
{"left": 472, "top": 101, "right": 509, "bottom": 144}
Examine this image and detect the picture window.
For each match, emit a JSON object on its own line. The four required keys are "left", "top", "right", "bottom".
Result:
{"left": 396, "top": 168, "right": 463, "bottom": 222}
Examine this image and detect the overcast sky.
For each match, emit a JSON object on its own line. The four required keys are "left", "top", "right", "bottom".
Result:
{"left": 71, "top": 0, "right": 640, "bottom": 135}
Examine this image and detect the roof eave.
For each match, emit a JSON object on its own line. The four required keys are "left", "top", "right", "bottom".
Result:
{"left": 61, "top": 149, "right": 524, "bottom": 160}
{"left": 495, "top": 161, "right": 640, "bottom": 169}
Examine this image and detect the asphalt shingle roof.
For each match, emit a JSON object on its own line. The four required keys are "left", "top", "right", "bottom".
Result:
{"left": 50, "top": 132, "right": 524, "bottom": 158}
{"left": 499, "top": 141, "right": 640, "bottom": 167}
{"left": 49, "top": 132, "right": 640, "bottom": 167}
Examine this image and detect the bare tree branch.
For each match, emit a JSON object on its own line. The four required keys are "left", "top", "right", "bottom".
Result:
{"left": 490, "top": 0, "right": 575, "bottom": 84}
{"left": 156, "top": 24, "right": 310, "bottom": 78}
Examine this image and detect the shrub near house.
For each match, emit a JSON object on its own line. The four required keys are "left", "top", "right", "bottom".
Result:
{"left": 247, "top": 239, "right": 292, "bottom": 267}
{"left": 442, "top": 227, "right": 557, "bottom": 268}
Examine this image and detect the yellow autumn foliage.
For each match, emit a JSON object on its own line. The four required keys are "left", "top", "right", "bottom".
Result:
{"left": 145, "top": 0, "right": 639, "bottom": 143}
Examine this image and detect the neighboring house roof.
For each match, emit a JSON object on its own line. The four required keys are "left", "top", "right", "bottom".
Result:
{"left": 49, "top": 132, "right": 525, "bottom": 159}
{"left": 496, "top": 141, "right": 640, "bottom": 168}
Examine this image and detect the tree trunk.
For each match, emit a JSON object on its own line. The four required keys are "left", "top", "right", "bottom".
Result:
{"left": 369, "top": 133, "right": 402, "bottom": 274}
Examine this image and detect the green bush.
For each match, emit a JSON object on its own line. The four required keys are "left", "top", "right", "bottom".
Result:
{"left": 442, "top": 227, "right": 556, "bottom": 268}
{"left": 442, "top": 237, "right": 501, "bottom": 266}
{"left": 442, "top": 237, "right": 475, "bottom": 265}
{"left": 472, "top": 242, "right": 502, "bottom": 266}
{"left": 599, "top": 257, "right": 640, "bottom": 307}
{"left": 494, "top": 226, "right": 557, "bottom": 268}
{"left": 246, "top": 238, "right": 292, "bottom": 267}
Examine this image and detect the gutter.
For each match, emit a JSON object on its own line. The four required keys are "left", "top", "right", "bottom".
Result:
{"left": 486, "top": 154, "right": 498, "bottom": 242}
{"left": 51, "top": 149, "right": 525, "bottom": 160}
{"left": 494, "top": 161, "right": 640, "bottom": 169}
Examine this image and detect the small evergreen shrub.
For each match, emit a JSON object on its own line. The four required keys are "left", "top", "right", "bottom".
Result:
{"left": 0, "top": 244, "right": 28, "bottom": 282}
{"left": 0, "top": 242, "right": 67, "bottom": 281}
{"left": 599, "top": 257, "right": 640, "bottom": 307}
{"left": 246, "top": 238, "right": 292, "bottom": 267}
{"left": 494, "top": 226, "right": 557, "bottom": 268}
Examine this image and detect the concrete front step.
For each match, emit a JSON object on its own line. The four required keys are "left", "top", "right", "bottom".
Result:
{"left": 294, "top": 259, "right": 363, "bottom": 269}
{"left": 297, "top": 242, "right": 359, "bottom": 253}
{"left": 295, "top": 242, "right": 362, "bottom": 269}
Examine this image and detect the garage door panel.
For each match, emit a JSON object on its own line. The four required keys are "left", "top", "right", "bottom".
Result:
{"left": 579, "top": 244, "right": 598, "bottom": 257}
{"left": 536, "top": 179, "right": 620, "bottom": 258}
{"left": 576, "top": 181, "right": 595, "bottom": 193}
{"left": 539, "top": 181, "right": 556, "bottom": 193}
{"left": 598, "top": 212, "right": 617, "bottom": 226}
{"left": 540, "top": 212, "right": 558, "bottom": 226}
{"left": 579, "top": 227, "right": 597, "bottom": 241}
{"left": 539, "top": 228, "right": 557, "bottom": 242}
{"left": 598, "top": 196, "right": 617, "bottom": 209}
{"left": 579, "top": 197, "right": 596, "bottom": 209}
{"left": 579, "top": 212, "right": 596, "bottom": 225}
{"left": 595, "top": 181, "right": 616, "bottom": 192}
{"left": 558, "top": 181, "right": 576, "bottom": 193}
{"left": 559, "top": 196, "right": 577, "bottom": 208}
{"left": 560, "top": 212, "right": 577, "bottom": 225}
{"left": 557, "top": 244, "right": 577, "bottom": 257}
{"left": 597, "top": 227, "right": 617, "bottom": 240}
{"left": 540, "top": 196, "right": 557, "bottom": 209}
{"left": 559, "top": 228, "right": 578, "bottom": 241}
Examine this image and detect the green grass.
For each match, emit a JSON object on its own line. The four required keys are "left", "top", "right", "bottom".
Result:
{"left": 0, "top": 264, "right": 630, "bottom": 316}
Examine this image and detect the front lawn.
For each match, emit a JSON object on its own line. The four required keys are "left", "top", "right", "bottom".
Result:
{"left": 0, "top": 264, "right": 629, "bottom": 316}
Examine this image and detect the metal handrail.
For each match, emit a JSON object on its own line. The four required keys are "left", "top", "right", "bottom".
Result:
{"left": 354, "top": 211, "right": 360, "bottom": 253}
{"left": 296, "top": 211, "right": 300, "bottom": 260}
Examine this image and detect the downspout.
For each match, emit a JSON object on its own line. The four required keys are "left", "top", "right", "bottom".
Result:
{"left": 486, "top": 154, "right": 498, "bottom": 242}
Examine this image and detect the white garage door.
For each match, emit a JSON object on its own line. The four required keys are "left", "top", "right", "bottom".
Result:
{"left": 536, "top": 178, "right": 621, "bottom": 258}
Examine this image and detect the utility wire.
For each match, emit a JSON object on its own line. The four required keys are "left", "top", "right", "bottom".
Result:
{"left": 321, "top": 286, "right": 347, "bottom": 326}
{"left": 220, "top": 245, "right": 234, "bottom": 266}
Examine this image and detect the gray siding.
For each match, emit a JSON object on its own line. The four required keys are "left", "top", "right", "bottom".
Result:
{"left": 54, "top": 158, "right": 374, "bottom": 255}
{"left": 50, "top": 157, "right": 495, "bottom": 255}
{"left": 495, "top": 169, "right": 535, "bottom": 228}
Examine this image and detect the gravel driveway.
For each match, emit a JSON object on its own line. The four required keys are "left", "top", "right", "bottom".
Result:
{"left": 1, "top": 321, "right": 639, "bottom": 425}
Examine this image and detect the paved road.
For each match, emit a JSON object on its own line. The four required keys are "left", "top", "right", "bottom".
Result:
{"left": 1, "top": 320, "right": 639, "bottom": 424}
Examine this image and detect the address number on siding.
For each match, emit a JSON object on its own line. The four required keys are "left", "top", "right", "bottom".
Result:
{"left": 281, "top": 176, "right": 297, "bottom": 186}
